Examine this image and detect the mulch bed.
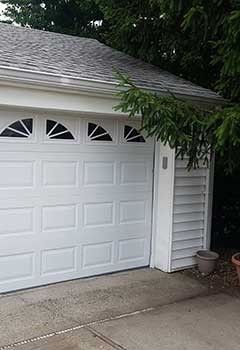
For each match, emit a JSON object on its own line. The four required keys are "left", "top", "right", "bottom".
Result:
{"left": 181, "top": 248, "right": 240, "bottom": 296}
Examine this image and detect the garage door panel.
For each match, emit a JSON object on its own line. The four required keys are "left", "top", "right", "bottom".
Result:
{"left": 83, "top": 160, "right": 116, "bottom": 186}
{"left": 42, "top": 160, "right": 79, "bottom": 188}
{"left": 117, "top": 238, "right": 148, "bottom": 263}
{"left": 0, "top": 252, "right": 35, "bottom": 284}
{"left": 41, "top": 204, "right": 78, "bottom": 232}
{"left": 83, "top": 202, "right": 115, "bottom": 227}
{"left": 82, "top": 241, "right": 114, "bottom": 269}
{"left": 120, "top": 161, "right": 150, "bottom": 185}
{"left": 0, "top": 160, "right": 36, "bottom": 189}
{"left": 40, "top": 201, "right": 81, "bottom": 236}
{"left": 0, "top": 115, "right": 154, "bottom": 293}
{"left": 40, "top": 246, "right": 78, "bottom": 276}
{"left": 0, "top": 206, "right": 35, "bottom": 236}
{"left": 119, "top": 199, "right": 148, "bottom": 224}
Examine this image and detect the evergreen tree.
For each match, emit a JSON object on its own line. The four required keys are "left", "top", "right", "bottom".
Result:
{"left": 2, "top": 0, "right": 105, "bottom": 39}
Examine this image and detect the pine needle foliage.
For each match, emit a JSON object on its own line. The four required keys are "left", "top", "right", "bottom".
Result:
{"left": 115, "top": 72, "right": 240, "bottom": 173}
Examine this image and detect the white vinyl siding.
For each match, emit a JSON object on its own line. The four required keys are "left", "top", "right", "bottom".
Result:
{"left": 171, "top": 158, "right": 208, "bottom": 271}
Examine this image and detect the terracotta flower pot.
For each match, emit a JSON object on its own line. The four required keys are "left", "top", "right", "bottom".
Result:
{"left": 196, "top": 250, "right": 219, "bottom": 275}
{"left": 232, "top": 253, "right": 240, "bottom": 285}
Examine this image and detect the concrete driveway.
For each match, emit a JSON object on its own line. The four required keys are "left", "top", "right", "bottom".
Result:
{"left": 0, "top": 268, "right": 239, "bottom": 349}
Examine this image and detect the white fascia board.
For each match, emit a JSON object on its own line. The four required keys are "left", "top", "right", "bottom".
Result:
{"left": 0, "top": 83, "right": 122, "bottom": 116}
{"left": 0, "top": 66, "right": 119, "bottom": 97}
{"left": 0, "top": 66, "right": 225, "bottom": 107}
{"left": 0, "top": 68, "right": 124, "bottom": 116}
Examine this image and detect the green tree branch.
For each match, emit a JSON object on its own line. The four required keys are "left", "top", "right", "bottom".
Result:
{"left": 115, "top": 73, "right": 240, "bottom": 173}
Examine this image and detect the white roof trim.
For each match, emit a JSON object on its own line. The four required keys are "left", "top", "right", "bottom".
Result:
{"left": 0, "top": 65, "right": 225, "bottom": 106}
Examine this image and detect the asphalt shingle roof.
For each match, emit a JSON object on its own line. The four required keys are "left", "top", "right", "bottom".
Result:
{"left": 0, "top": 23, "right": 222, "bottom": 101}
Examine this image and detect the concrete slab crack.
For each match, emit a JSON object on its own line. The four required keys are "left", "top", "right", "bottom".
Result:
{"left": 0, "top": 306, "right": 154, "bottom": 350}
{"left": 86, "top": 326, "right": 127, "bottom": 350}
{"left": 0, "top": 292, "right": 215, "bottom": 350}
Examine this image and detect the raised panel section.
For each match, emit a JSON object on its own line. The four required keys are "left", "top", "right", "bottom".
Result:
{"left": 83, "top": 202, "right": 114, "bottom": 227}
{"left": 42, "top": 204, "right": 77, "bottom": 232}
{"left": 120, "top": 200, "right": 146, "bottom": 224}
{"left": 0, "top": 253, "right": 34, "bottom": 282}
{"left": 118, "top": 238, "right": 146, "bottom": 261}
{"left": 120, "top": 162, "right": 148, "bottom": 184}
{"left": 83, "top": 161, "right": 115, "bottom": 185}
{"left": 82, "top": 242, "right": 113, "bottom": 268}
{"left": 42, "top": 161, "right": 77, "bottom": 187}
{"left": 41, "top": 247, "right": 76, "bottom": 275}
{"left": 0, "top": 161, "right": 34, "bottom": 188}
{"left": 0, "top": 207, "right": 33, "bottom": 236}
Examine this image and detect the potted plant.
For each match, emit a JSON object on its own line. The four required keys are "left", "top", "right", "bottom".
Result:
{"left": 232, "top": 253, "right": 240, "bottom": 284}
{"left": 196, "top": 250, "right": 219, "bottom": 275}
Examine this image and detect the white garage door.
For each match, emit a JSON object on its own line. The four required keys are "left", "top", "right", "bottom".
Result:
{"left": 0, "top": 112, "right": 154, "bottom": 293}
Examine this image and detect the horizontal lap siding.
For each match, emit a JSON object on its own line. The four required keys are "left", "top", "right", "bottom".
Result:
{"left": 171, "top": 159, "right": 208, "bottom": 271}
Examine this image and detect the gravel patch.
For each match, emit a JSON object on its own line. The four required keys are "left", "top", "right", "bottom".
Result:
{"left": 181, "top": 249, "right": 240, "bottom": 297}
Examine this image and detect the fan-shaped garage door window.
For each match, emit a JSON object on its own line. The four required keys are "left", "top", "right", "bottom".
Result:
{"left": 88, "top": 123, "right": 112, "bottom": 141}
{"left": 124, "top": 125, "right": 145, "bottom": 143}
{"left": 46, "top": 120, "right": 74, "bottom": 140}
{"left": 0, "top": 119, "right": 33, "bottom": 138}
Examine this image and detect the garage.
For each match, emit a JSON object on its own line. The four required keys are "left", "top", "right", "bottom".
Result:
{"left": 0, "top": 23, "right": 222, "bottom": 293}
{"left": 0, "top": 112, "right": 154, "bottom": 292}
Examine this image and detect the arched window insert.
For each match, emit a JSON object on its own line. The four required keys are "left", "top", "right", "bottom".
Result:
{"left": 124, "top": 125, "right": 145, "bottom": 143}
{"left": 88, "top": 123, "right": 112, "bottom": 141}
{"left": 46, "top": 120, "right": 74, "bottom": 140}
{"left": 0, "top": 119, "right": 33, "bottom": 138}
